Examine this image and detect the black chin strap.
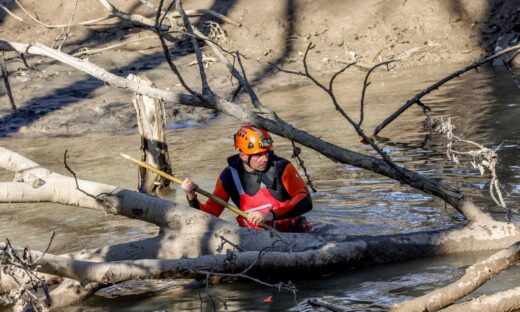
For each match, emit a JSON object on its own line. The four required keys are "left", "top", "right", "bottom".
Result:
{"left": 244, "top": 155, "right": 253, "bottom": 168}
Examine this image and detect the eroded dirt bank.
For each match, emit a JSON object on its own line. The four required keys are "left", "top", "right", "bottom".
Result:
{"left": 0, "top": 0, "right": 518, "bottom": 136}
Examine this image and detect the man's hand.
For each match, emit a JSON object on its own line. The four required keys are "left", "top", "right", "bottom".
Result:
{"left": 181, "top": 177, "right": 198, "bottom": 200}
{"left": 247, "top": 211, "right": 274, "bottom": 226}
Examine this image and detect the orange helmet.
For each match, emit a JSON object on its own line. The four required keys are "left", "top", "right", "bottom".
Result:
{"left": 234, "top": 125, "right": 273, "bottom": 155}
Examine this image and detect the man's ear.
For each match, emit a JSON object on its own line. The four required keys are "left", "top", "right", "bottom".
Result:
{"left": 238, "top": 152, "right": 247, "bottom": 162}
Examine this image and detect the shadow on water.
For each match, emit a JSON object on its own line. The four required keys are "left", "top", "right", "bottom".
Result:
{"left": 0, "top": 0, "right": 238, "bottom": 137}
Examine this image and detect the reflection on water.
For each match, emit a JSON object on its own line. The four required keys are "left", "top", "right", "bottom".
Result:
{"left": 1, "top": 63, "right": 520, "bottom": 310}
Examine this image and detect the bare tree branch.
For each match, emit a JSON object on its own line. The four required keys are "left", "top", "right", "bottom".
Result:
{"left": 13, "top": 0, "right": 112, "bottom": 28}
{"left": 503, "top": 59, "right": 520, "bottom": 93}
{"left": 291, "top": 141, "right": 316, "bottom": 192}
{"left": 359, "top": 60, "right": 397, "bottom": 127}
{"left": 0, "top": 4, "right": 24, "bottom": 22}
{"left": 373, "top": 43, "right": 520, "bottom": 136}
{"left": 176, "top": 0, "right": 212, "bottom": 96}
{"left": 391, "top": 241, "right": 520, "bottom": 312}
{"left": 154, "top": 1, "right": 198, "bottom": 96}
{"left": 57, "top": 0, "right": 79, "bottom": 51}
{"left": 192, "top": 27, "right": 262, "bottom": 108}
{"left": 138, "top": 0, "right": 241, "bottom": 26}
{"left": 96, "top": 0, "right": 169, "bottom": 30}
{"left": 72, "top": 33, "right": 169, "bottom": 57}
{"left": 298, "top": 43, "right": 407, "bottom": 181}
{"left": 0, "top": 40, "right": 207, "bottom": 107}
{"left": 0, "top": 52, "right": 16, "bottom": 110}
{"left": 0, "top": 39, "right": 467, "bottom": 210}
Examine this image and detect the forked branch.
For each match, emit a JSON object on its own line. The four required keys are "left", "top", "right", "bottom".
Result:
{"left": 298, "top": 43, "right": 406, "bottom": 179}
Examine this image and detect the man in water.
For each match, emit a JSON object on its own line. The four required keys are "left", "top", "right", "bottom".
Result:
{"left": 182, "top": 125, "right": 312, "bottom": 232}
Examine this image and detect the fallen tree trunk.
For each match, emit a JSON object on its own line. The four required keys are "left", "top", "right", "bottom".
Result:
{"left": 3, "top": 219, "right": 520, "bottom": 287}
{"left": 441, "top": 287, "right": 520, "bottom": 312}
{"left": 391, "top": 241, "right": 520, "bottom": 312}
{"left": 1, "top": 147, "right": 519, "bottom": 294}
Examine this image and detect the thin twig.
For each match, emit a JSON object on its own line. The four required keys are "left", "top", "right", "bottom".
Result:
{"left": 0, "top": 4, "right": 24, "bottom": 22}
{"left": 63, "top": 150, "right": 118, "bottom": 213}
{"left": 73, "top": 34, "right": 164, "bottom": 57}
{"left": 300, "top": 42, "right": 406, "bottom": 178}
{"left": 13, "top": 0, "right": 112, "bottom": 28}
{"left": 191, "top": 26, "right": 263, "bottom": 108}
{"left": 57, "top": 0, "right": 80, "bottom": 51}
{"left": 235, "top": 51, "right": 261, "bottom": 107}
{"left": 503, "top": 60, "right": 520, "bottom": 93}
{"left": 416, "top": 100, "right": 432, "bottom": 114}
{"left": 97, "top": 0, "right": 169, "bottom": 30}
{"left": 138, "top": 0, "right": 241, "bottom": 27}
{"left": 154, "top": 0, "right": 197, "bottom": 96}
{"left": 169, "top": 9, "right": 241, "bottom": 27}
{"left": 216, "top": 235, "right": 244, "bottom": 252}
{"left": 176, "top": 0, "right": 212, "bottom": 96}
{"left": 41, "top": 232, "right": 55, "bottom": 257}
{"left": 359, "top": 60, "right": 397, "bottom": 127}
{"left": 270, "top": 62, "right": 306, "bottom": 76}
{"left": 291, "top": 141, "right": 316, "bottom": 192}
{"left": 157, "top": 0, "right": 175, "bottom": 28}
{"left": 195, "top": 269, "right": 297, "bottom": 291}
{"left": 0, "top": 52, "right": 16, "bottom": 110}
{"left": 63, "top": 150, "right": 99, "bottom": 201}
{"left": 20, "top": 54, "right": 35, "bottom": 70}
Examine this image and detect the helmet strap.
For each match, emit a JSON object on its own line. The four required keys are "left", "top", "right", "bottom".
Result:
{"left": 242, "top": 154, "right": 257, "bottom": 173}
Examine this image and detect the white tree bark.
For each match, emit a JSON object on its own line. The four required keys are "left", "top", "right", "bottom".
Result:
{"left": 391, "top": 241, "right": 520, "bottom": 312}
{"left": 130, "top": 74, "right": 172, "bottom": 195}
{"left": 440, "top": 287, "right": 520, "bottom": 312}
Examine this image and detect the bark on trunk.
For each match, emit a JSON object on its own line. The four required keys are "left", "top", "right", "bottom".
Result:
{"left": 440, "top": 287, "right": 520, "bottom": 312}
{"left": 129, "top": 74, "right": 172, "bottom": 195}
{"left": 391, "top": 241, "right": 520, "bottom": 312}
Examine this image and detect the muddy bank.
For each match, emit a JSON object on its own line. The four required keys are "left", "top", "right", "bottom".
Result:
{"left": 0, "top": 0, "right": 519, "bottom": 137}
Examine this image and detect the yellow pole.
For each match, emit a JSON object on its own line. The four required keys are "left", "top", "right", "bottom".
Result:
{"left": 121, "top": 153, "right": 277, "bottom": 232}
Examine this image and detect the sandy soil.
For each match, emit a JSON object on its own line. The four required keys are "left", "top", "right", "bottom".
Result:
{"left": 0, "top": 0, "right": 518, "bottom": 136}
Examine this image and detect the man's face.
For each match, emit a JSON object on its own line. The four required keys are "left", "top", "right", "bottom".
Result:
{"left": 240, "top": 151, "right": 269, "bottom": 172}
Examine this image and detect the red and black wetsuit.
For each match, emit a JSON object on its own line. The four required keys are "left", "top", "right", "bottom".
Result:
{"left": 187, "top": 152, "right": 312, "bottom": 232}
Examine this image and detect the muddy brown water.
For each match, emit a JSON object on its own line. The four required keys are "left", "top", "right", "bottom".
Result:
{"left": 1, "top": 64, "right": 520, "bottom": 311}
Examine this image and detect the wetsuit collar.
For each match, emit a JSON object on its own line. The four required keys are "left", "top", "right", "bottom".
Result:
{"left": 227, "top": 153, "right": 276, "bottom": 188}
